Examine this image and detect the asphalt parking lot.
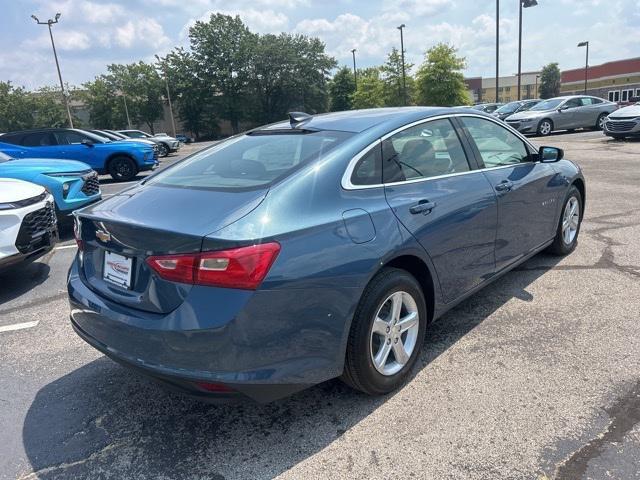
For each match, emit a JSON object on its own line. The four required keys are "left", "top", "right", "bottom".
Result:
{"left": 1, "top": 132, "right": 639, "bottom": 480}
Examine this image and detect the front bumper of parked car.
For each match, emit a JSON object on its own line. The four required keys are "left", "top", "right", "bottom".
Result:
{"left": 505, "top": 118, "right": 537, "bottom": 133}
{"left": 67, "top": 257, "right": 355, "bottom": 403}
{"left": 604, "top": 117, "right": 640, "bottom": 137}
{"left": 48, "top": 171, "right": 102, "bottom": 215}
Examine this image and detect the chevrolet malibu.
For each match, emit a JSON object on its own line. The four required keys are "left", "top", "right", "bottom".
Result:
{"left": 506, "top": 95, "right": 617, "bottom": 136}
{"left": 68, "top": 108, "right": 586, "bottom": 403}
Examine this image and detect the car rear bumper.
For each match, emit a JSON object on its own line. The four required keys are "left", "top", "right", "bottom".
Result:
{"left": 67, "top": 258, "right": 356, "bottom": 402}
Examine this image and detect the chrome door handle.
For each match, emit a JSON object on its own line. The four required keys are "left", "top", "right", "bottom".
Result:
{"left": 409, "top": 200, "right": 436, "bottom": 215}
{"left": 495, "top": 180, "right": 514, "bottom": 192}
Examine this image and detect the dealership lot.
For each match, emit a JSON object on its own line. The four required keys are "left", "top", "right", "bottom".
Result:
{"left": 1, "top": 132, "right": 639, "bottom": 479}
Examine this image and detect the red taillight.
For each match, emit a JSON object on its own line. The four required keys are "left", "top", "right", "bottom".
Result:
{"left": 195, "top": 381, "right": 234, "bottom": 393}
{"left": 146, "top": 242, "right": 280, "bottom": 290}
{"left": 73, "top": 217, "right": 83, "bottom": 251}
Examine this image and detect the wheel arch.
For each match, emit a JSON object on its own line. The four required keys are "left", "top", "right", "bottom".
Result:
{"left": 572, "top": 177, "right": 586, "bottom": 212}
{"left": 382, "top": 254, "right": 436, "bottom": 324}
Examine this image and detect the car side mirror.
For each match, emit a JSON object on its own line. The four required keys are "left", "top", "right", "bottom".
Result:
{"left": 81, "top": 138, "right": 94, "bottom": 147}
{"left": 558, "top": 106, "right": 569, "bottom": 112}
{"left": 539, "top": 146, "right": 563, "bottom": 163}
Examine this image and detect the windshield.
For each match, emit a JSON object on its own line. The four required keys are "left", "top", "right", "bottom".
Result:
{"left": 0, "top": 151, "right": 12, "bottom": 163}
{"left": 531, "top": 99, "right": 563, "bottom": 111}
{"left": 79, "top": 130, "right": 112, "bottom": 143}
{"left": 495, "top": 102, "right": 522, "bottom": 114}
{"left": 92, "top": 130, "right": 120, "bottom": 141}
{"left": 147, "top": 130, "right": 352, "bottom": 190}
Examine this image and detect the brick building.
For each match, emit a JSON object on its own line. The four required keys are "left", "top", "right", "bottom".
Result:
{"left": 561, "top": 57, "right": 640, "bottom": 103}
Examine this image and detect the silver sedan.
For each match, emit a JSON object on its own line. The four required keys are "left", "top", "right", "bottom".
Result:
{"left": 505, "top": 95, "right": 618, "bottom": 136}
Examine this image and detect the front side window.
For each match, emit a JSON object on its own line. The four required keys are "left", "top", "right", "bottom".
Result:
{"left": 460, "top": 117, "right": 530, "bottom": 168}
{"left": 563, "top": 98, "right": 582, "bottom": 109}
{"left": 381, "top": 118, "right": 470, "bottom": 183}
{"left": 148, "top": 130, "right": 352, "bottom": 190}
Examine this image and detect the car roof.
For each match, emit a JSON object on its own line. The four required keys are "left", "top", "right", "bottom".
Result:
{"left": 255, "top": 107, "right": 486, "bottom": 134}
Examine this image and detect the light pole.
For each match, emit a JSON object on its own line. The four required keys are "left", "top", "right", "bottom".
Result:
{"left": 351, "top": 49, "right": 358, "bottom": 90}
{"left": 31, "top": 13, "right": 74, "bottom": 128}
{"left": 122, "top": 94, "right": 132, "bottom": 129}
{"left": 397, "top": 24, "right": 407, "bottom": 106}
{"left": 517, "top": 0, "right": 538, "bottom": 101}
{"left": 155, "top": 55, "right": 177, "bottom": 137}
{"left": 578, "top": 41, "right": 589, "bottom": 94}
{"left": 535, "top": 74, "right": 540, "bottom": 98}
{"left": 496, "top": 0, "right": 499, "bottom": 102}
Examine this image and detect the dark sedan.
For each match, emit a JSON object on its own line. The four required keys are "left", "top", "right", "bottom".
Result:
{"left": 68, "top": 108, "right": 585, "bottom": 403}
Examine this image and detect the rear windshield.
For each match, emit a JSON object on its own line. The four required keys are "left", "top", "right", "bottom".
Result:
{"left": 147, "top": 130, "right": 353, "bottom": 190}
{"left": 531, "top": 99, "right": 563, "bottom": 111}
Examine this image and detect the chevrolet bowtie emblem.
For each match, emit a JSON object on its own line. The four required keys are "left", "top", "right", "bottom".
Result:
{"left": 95, "top": 230, "right": 111, "bottom": 243}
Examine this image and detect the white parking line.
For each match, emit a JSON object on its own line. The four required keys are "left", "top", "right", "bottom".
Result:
{"left": 0, "top": 321, "right": 39, "bottom": 333}
{"left": 54, "top": 244, "right": 77, "bottom": 250}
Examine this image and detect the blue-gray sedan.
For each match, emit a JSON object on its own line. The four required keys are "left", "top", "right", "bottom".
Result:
{"left": 68, "top": 107, "right": 586, "bottom": 403}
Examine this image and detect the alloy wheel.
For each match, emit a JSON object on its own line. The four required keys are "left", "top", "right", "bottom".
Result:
{"left": 598, "top": 115, "right": 606, "bottom": 130}
{"left": 562, "top": 196, "right": 580, "bottom": 245}
{"left": 539, "top": 121, "right": 552, "bottom": 136}
{"left": 370, "top": 291, "right": 420, "bottom": 376}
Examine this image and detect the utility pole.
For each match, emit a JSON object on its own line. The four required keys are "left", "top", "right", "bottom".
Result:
{"left": 496, "top": 0, "right": 500, "bottom": 102}
{"left": 31, "top": 13, "right": 74, "bottom": 128}
{"left": 517, "top": 0, "right": 539, "bottom": 101}
{"left": 351, "top": 49, "right": 358, "bottom": 90}
{"left": 397, "top": 24, "right": 407, "bottom": 106}
{"left": 122, "top": 94, "right": 132, "bottom": 129}
{"left": 155, "top": 55, "right": 177, "bottom": 137}
{"left": 578, "top": 41, "right": 589, "bottom": 94}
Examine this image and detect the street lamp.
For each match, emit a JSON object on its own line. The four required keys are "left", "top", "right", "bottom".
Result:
{"left": 577, "top": 41, "right": 589, "bottom": 94}
{"left": 496, "top": 0, "right": 500, "bottom": 103}
{"left": 155, "top": 55, "right": 177, "bottom": 138}
{"left": 397, "top": 24, "right": 407, "bottom": 106}
{"left": 535, "top": 74, "right": 540, "bottom": 97}
{"left": 517, "top": 0, "right": 538, "bottom": 101}
{"left": 351, "top": 49, "right": 358, "bottom": 90}
{"left": 31, "top": 13, "right": 74, "bottom": 127}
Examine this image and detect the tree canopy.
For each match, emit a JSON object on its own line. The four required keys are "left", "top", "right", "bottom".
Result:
{"left": 539, "top": 62, "right": 561, "bottom": 99}
{"left": 415, "top": 43, "right": 470, "bottom": 106}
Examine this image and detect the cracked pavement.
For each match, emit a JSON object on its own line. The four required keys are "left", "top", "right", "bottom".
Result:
{"left": 0, "top": 132, "right": 639, "bottom": 479}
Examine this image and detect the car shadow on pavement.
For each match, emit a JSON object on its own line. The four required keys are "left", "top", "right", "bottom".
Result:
{"left": 20, "top": 254, "right": 561, "bottom": 480}
{"left": 0, "top": 260, "right": 51, "bottom": 307}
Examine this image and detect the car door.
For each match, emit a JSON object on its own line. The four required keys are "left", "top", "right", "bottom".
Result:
{"left": 556, "top": 98, "right": 582, "bottom": 129}
{"left": 52, "top": 130, "right": 98, "bottom": 166}
{"left": 459, "top": 116, "right": 564, "bottom": 271}
{"left": 578, "top": 97, "right": 601, "bottom": 127}
{"left": 382, "top": 117, "right": 498, "bottom": 303}
{"left": 16, "top": 131, "right": 61, "bottom": 159}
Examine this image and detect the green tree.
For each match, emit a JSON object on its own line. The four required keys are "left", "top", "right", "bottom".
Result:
{"left": 0, "top": 82, "right": 34, "bottom": 131}
{"left": 415, "top": 43, "right": 470, "bottom": 106}
{"left": 380, "top": 48, "right": 414, "bottom": 106}
{"left": 80, "top": 77, "right": 126, "bottom": 129}
{"left": 329, "top": 66, "right": 356, "bottom": 111}
{"left": 32, "top": 86, "right": 79, "bottom": 128}
{"left": 351, "top": 68, "right": 385, "bottom": 109}
{"left": 251, "top": 33, "right": 335, "bottom": 123}
{"left": 189, "top": 14, "right": 257, "bottom": 133}
{"left": 539, "top": 62, "right": 561, "bottom": 99}
{"left": 160, "top": 48, "right": 218, "bottom": 139}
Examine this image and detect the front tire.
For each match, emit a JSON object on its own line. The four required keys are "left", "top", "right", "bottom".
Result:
{"left": 341, "top": 268, "right": 427, "bottom": 395}
{"left": 108, "top": 156, "right": 138, "bottom": 182}
{"left": 537, "top": 119, "right": 553, "bottom": 136}
{"left": 547, "top": 186, "right": 583, "bottom": 255}
{"left": 157, "top": 143, "right": 169, "bottom": 157}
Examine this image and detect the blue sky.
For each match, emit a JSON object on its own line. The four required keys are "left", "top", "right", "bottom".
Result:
{"left": 1, "top": 0, "right": 639, "bottom": 90}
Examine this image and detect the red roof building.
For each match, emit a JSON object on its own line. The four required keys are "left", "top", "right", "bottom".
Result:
{"left": 561, "top": 57, "right": 640, "bottom": 103}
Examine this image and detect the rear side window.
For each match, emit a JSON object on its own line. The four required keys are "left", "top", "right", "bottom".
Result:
{"left": 23, "top": 132, "right": 56, "bottom": 146}
{"left": 148, "top": 130, "right": 352, "bottom": 190}
{"left": 382, "top": 118, "right": 470, "bottom": 183}
{"left": 55, "top": 131, "right": 86, "bottom": 145}
{"left": 351, "top": 144, "right": 382, "bottom": 186}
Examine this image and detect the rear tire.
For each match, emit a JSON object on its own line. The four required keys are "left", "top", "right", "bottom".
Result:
{"left": 595, "top": 113, "right": 607, "bottom": 131}
{"left": 537, "top": 119, "right": 553, "bottom": 136}
{"left": 108, "top": 156, "right": 137, "bottom": 182}
{"left": 547, "top": 186, "right": 583, "bottom": 255}
{"left": 341, "top": 267, "right": 427, "bottom": 395}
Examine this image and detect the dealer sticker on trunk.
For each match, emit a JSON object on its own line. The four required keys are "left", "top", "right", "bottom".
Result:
{"left": 103, "top": 251, "right": 133, "bottom": 288}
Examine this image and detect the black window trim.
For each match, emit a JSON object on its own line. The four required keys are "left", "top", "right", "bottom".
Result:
{"left": 341, "top": 113, "right": 540, "bottom": 190}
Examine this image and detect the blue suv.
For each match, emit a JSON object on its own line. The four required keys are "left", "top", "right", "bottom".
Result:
{"left": 0, "top": 150, "right": 101, "bottom": 216}
{"left": 0, "top": 129, "right": 158, "bottom": 181}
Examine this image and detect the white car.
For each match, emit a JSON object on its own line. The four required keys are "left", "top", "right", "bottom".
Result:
{"left": 0, "top": 178, "right": 58, "bottom": 271}
{"left": 603, "top": 102, "right": 640, "bottom": 139}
